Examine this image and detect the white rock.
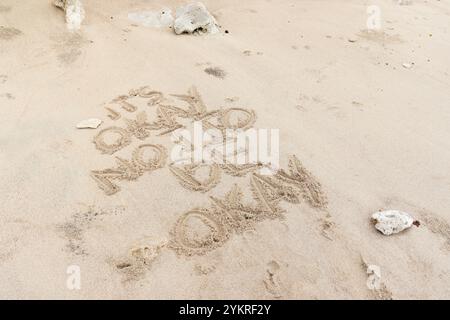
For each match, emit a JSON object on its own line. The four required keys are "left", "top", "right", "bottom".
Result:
{"left": 174, "top": 2, "right": 219, "bottom": 35}
{"left": 366, "top": 264, "right": 382, "bottom": 290}
{"left": 54, "top": 0, "right": 85, "bottom": 30}
{"left": 128, "top": 9, "right": 174, "bottom": 28}
{"left": 372, "top": 210, "right": 414, "bottom": 235}
{"left": 76, "top": 118, "right": 102, "bottom": 129}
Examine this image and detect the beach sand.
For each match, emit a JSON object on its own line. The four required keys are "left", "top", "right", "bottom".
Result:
{"left": 0, "top": 0, "right": 449, "bottom": 299}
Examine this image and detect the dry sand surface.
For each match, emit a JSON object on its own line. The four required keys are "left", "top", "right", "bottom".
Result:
{"left": 1, "top": 0, "right": 450, "bottom": 299}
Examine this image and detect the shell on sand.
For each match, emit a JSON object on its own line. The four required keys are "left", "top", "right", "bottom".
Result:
{"left": 76, "top": 118, "right": 102, "bottom": 129}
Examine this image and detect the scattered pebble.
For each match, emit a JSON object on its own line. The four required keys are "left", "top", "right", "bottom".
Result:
{"left": 402, "top": 62, "right": 414, "bottom": 69}
{"left": 204, "top": 67, "right": 226, "bottom": 79}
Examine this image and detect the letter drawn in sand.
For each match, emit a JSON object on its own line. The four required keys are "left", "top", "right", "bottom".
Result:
{"left": 91, "top": 144, "right": 167, "bottom": 195}
{"left": 275, "top": 155, "right": 328, "bottom": 209}
{"left": 132, "top": 144, "right": 168, "bottom": 171}
{"left": 150, "top": 105, "right": 184, "bottom": 136}
{"left": 113, "top": 96, "right": 138, "bottom": 112}
{"left": 220, "top": 163, "right": 263, "bottom": 177}
{"left": 210, "top": 184, "right": 262, "bottom": 233}
{"left": 89, "top": 87, "right": 328, "bottom": 258}
{"left": 200, "top": 108, "right": 256, "bottom": 143}
{"left": 249, "top": 156, "right": 327, "bottom": 211}
{"left": 91, "top": 157, "right": 141, "bottom": 195}
{"left": 219, "top": 107, "right": 256, "bottom": 130}
{"left": 169, "top": 163, "right": 221, "bottom": 193}
{"left": 90, "top": 169, "right": 122, "bottom": 195}
{"left": 129, "top": 86, "right": 164, "bottom": 105}
{"left": 139, "top": 87, "right": 164, "bottom": 105}
{"left": 124, "top": 111, "right": 153, "bottom": 140}
{"left": 171, "top": 86, "right": 218, "bottom": 121}
{"left": 93, "top": 126, "right": 131, "bottom": 155}
{"left": 169, "top": 208, "right": 230, "bottom": 256}
{"left": 250, "top": 174, "right": 286, "bottom": 217}
{"left": 105, "top": 107, "right": 121, "bottom": 120}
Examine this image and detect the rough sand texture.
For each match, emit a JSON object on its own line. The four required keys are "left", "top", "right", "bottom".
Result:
{"left": 1, "top": 0, "right": 450, "bottom": 299}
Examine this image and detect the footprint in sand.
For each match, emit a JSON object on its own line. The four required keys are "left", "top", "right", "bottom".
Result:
{"left": 51, "top": 33, "right": 88, "bottom": 65}
{"left": 320, "top": 214, "right": 336, "bottom": 241}
{"left": 194, "top": 262, "right": 217, "bottom": 275}
{"left": 0, "top": 26, "right": 22, "bottom": 41}
{"left": 421, "top": 213, "right": 450, "bottom": 251}
{"left": 295, "top": 94, "right": 323, "bottom": 111}
{"left": 0, "top": 93, "right": 14, "bottom": 100}
{"left": 263, "top": 260, "right": 285, "bottom": 298}
{"left": 243, "top": 50, "right": 263, "bottom": 56}
{"left": 113, "top": 239, "right": 166, "bottom": 282}
{"left": 356, "top": 30, "right": 403, "bottom": 44}
{"left": 0, "top": 5, "right": 11, "bottom": 13}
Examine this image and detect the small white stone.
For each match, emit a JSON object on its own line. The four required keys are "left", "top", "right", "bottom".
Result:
{"left": 76, "top": 118, "right": 102, "bottom": 129}
{"left": 372, "top": 210, "right": 414, "bottom": 235}
{"left": 174, "top": 2, "right": 219, "bottom": 35}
